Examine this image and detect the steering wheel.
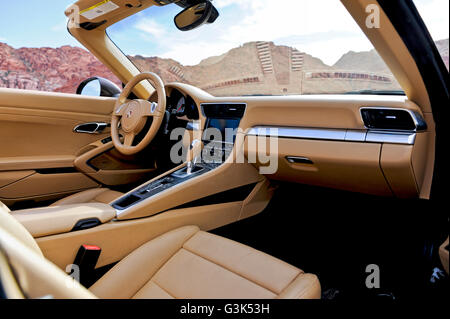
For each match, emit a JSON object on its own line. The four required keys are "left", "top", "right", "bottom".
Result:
{"left": 111, "top": 72, "right": 166, "bottom": 155}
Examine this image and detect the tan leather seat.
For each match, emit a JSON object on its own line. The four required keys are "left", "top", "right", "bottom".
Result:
{"left": 90, "top": 226, "right": 321, "bottom": 299}
{"left": 50, "top": 188, "right": 123, "bottom": 206}
{"left": 0, "top": 201, "right": 320, "bottom": 299}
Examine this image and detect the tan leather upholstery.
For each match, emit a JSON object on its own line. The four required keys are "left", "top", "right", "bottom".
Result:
{"left": 90, "top": 226, "right": 321, "bottom": 299}
{"left": 50, "top": 188, "right": 123, "bottom": 206}
{"left": 12, "top": 203, "right": 116, "bottom": 238}
{"left": 0, "top": 201, "right": 319, "bottom": 299}
{"left": 0, "top": 201, "right": 42, "bottom": 256}
{"left": 0, "top": 200, "right": 96, "bottom": 298}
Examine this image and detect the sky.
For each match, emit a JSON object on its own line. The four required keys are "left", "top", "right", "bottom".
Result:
{"left": 0, "top": 0, "right": 448, "bottom": 66}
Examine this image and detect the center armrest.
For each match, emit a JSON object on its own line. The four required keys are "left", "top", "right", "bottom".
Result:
{"left": 11, "top": 203, "right": 116, "bottom": 238}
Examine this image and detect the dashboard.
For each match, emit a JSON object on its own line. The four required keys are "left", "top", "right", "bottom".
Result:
{"left": 154, "top": 82, "right": 432, "bottom": 200}
{"left": 166, "top": 88, "right": 199, "bottom": 120}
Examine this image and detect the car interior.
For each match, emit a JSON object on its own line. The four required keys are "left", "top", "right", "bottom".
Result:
{"left": 0, "top": 0, "right": 448, "bottom": 300}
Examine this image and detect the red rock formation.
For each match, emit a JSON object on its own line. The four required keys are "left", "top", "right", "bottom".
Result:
{"left": 0, "top": 43, "right": 121, "bottom": 93}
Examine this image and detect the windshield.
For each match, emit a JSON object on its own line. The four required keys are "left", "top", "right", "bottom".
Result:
{"left": 107, "top": 0, "right": 443, "bottom": 97}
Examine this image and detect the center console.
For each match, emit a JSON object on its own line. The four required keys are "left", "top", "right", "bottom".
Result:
{"left": 201, "top": 103, "right": 246, "bottom": 163}
{"left": 111, "top": 103, "right": 247, "bottom": 213}
{"left": 112, "top": 162, "right": 218, "bottom": 212}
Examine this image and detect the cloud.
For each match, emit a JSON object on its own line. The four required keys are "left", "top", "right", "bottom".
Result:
{"left": 414, "top": 0, "right": 449, "bottom": 41}
{"left": 135, "top": 18, "right": 167, "bottom": 39}
{"left": 213, "top": 0, "right": 255, "bottom": 9}
{"left": 0, "top": 36, "right": 6, "bottom": 42}
{"left": 213, "top": 0, "right": 241, "bottom": 8}
{"left": 124, "top": 0, "right": 445, "bottom": 66}
{"left": 212, "top": 0, "right": 373, "bottom": 65}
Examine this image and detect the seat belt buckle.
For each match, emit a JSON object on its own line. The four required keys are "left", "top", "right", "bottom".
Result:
{"left": 73, "top": 244, "right": 101, "bottom": 287}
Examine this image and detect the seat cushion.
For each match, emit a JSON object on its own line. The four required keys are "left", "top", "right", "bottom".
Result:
{"left": 50, "top": 188, "right": 123, "bottom": 206}
{"left": 89, "top": 226, "right": 321, "bottom": 299}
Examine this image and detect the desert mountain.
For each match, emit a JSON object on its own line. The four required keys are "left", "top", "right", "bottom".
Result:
{"left": 333, "top": 49, "right": 391, "bottom": 73}
{"left": 435, "top": 38, "right": 449, "bottom": 69}
{"left": 333, "top": 39, "right": 450, "bottom": 73}
{"left": 0, "top": 39, "right": 448, "bottom": 95}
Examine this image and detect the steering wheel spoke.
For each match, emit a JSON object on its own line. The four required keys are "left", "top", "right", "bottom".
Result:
{"left": 114, "top": 103, "right": 129, "bottom": 116}
{"left": 141, "top": 101, "right": 162, "bottom": 117}
{"left": 123, "top": 132, "right": 135, "bottom": 147}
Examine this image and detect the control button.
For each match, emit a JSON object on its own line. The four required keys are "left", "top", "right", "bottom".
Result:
{"left": 138, "top": 188, "right": 148, "bottom": 195}
{"left": 101, "top": 136, "right": 112, "bottom": 144}
{"left": 161, "top": 177, "right": 174, "bottom": 184}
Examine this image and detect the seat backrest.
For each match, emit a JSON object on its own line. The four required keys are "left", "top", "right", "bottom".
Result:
{"left": 0, "top": 201, "right": 42, "bottom": 256}
{"left": 0, "top": 201, "right": 96, "bottom": 299}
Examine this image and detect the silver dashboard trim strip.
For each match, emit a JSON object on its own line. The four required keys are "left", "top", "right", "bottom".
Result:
{"left": 247, "top": 127, "right": 347, "bottom": 141}
{"left": 246, "top": 126, "right": 416, "bottom": 145}
{"left": 365, "top": 130, "right": 416, "bottom": 145}
{"left": 344, "top": 130, "right": 367, "bottom": 142}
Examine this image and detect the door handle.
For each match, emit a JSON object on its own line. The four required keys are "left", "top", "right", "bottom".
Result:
{"left": 285, "top": 156, "right": 314, "bottom": 164}
{"left": 73, "top": 122, "right": 110, "bottom": 134}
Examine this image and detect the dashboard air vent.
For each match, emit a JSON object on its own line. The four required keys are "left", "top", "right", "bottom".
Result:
{"left": 360, "top": 108, "right": 424, "bottom": 131}
{"left": 202, "top": 103, "right": 246, "bottom": 119}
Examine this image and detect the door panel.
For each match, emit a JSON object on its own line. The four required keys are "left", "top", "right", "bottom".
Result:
{"left": 0, "top": 89, "right": 114, "bottom": 158}
{"left": 74, "top": 139, "right": 157, "bottom": 186}
{"left": 0, "top": 172, "right": 99, "bottom": 203}
{"left": 0, "top": 88, "right": 116, "bottom": 204}
{"left": 0, "top": 87, "right": 115, "bottom": 114}
{"left": 0, "top": 171, "right": 35, "bottom": 188}
{"left": 0, "top": 155, "right": 76, "bottom": 171}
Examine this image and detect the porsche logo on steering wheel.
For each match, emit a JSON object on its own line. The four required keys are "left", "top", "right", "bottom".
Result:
{"left": 126, "top": 110, "right": 133, "bottom": 118}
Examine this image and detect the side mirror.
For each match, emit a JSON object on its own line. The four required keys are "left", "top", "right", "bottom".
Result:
{"left": 174, "top": 1, "right": 219, "bottom": 32}
{"left": 76, "top": 77, "right": 121, "bottom": 97}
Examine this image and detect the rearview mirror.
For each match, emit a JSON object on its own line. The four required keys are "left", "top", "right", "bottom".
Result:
{"left": 76, "top": 77, "right": 121, "bottom": 97}
{"left": 174, "top": 1, "right": 219, "bottom": 31}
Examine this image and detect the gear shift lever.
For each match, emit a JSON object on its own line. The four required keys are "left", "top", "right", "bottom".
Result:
{"left": 186, "top": 140, "right": 203, "bottom": 175}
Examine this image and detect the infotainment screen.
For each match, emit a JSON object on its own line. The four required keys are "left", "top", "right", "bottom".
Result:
{"left": 203, "top": 118, "right": 241, "bottom": 143}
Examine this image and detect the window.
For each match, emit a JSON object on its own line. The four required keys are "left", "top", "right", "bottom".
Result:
{"left": 108, "top": 0, "right": 407, "bottom": 97}
{"left": 413, "top": 0, "right": 449, "bottom": 70}
{"left": 0, "top": 1, "right": 120, "bottom": 94}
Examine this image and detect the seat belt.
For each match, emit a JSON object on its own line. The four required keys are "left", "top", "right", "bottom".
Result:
{"left": 73, "top": 244, "right": 101, "bottom": 287}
